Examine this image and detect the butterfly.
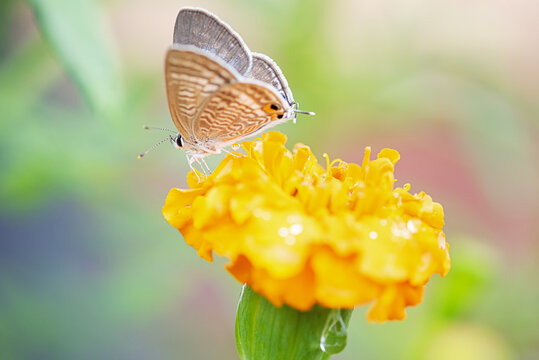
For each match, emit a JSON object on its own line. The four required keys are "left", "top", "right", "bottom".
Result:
{"left": 139, "top": 7, "right": 314, "bottom": 172}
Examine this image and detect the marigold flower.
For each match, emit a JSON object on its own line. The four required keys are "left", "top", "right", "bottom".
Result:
{"left": 163, "top": 131, "right": 450, "bottom": 322}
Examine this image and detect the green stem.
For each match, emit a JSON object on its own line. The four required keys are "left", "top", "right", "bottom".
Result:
{"left": 236, "top": 285, "right": 353, "bottom": 360}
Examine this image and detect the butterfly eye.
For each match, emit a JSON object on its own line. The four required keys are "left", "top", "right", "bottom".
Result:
{"left": 175, "top": 135, "right": 184, "bottom": 148}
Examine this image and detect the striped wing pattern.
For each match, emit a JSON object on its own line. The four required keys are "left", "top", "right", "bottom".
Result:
{"left": 166, "top": 7, "right": 296, "bottom": 155}
{"left": 194, "top": 82, "right": 284, "bottom": 143}
{"left": 165, "top": 47, "right": 237, "bottom": 143}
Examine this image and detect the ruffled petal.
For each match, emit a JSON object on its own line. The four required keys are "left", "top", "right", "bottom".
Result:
{"left": 163, "top": 131, "right": 450, "bottom": 322}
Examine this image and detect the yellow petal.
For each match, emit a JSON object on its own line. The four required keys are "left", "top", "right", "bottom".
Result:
{"left": 162, "top": 132, "right": 450, "bottom": 322}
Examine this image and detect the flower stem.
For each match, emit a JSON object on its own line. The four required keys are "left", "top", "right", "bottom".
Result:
{"left": 235, "top": 285, "right": 353, "bottom": 360}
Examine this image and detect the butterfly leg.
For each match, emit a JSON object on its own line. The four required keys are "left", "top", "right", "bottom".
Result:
{"left": 195, "top": 157, "right": 208, "bottom": 176}
{"left": 193, "top": 157, "right": 208, "bottom": 176}
{"left": 222, "top": 148, "right": 241, "bottom": 158}
{"left": 187, "top": 155, "right": 202, "bottom": 182}
{"left": 200, "top": 158, "right": 212, "bottom": 174}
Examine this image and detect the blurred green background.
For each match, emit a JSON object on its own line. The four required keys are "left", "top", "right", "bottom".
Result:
{"left": 1, "top": 0, "right": 538, "bottom": 359}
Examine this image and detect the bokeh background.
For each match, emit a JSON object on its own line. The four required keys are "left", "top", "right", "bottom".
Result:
{"left": 1, "top": 0, "right": 538, "bottom": 359}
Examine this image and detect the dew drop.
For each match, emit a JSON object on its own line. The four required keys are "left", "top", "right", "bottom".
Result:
{"left": 289, "top": 223, "right": 303, "bottom": 235}
{"left": 320, "top": 309, "right": 348, "bottom": 355}
{"left": 285, "top": 236, "right": 296, "bottom": 245}
{"left": 253, "top": 209, "right": 272, "bottom": 221}
{"left": 391, "top": 223, "right": 411, "bottom": 239}
{"left": 369, "top": 231, "right": 378, "bottom": 240}
{"left": 407, "top": 219, "right": 418, "bottom": 233}
{"left": 278, "top": 227, "right": 289, "bottom": 237}
{"left": 438, "top": 233, "right": 447, "bottom": 250}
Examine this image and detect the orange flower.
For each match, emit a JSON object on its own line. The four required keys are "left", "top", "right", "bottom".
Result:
{"left": 163, "top": 132, "right": 450, "bottom": 322}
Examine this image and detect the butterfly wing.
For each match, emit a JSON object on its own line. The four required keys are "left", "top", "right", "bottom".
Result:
{"left": 168, "top": 8, "right": 296, "bottom": 152}
{"left": 174, "top": 7, "right": 253, "bottom": 76}
{"left": 192, "top": 81, "right": 290, "bottom": 145}
{"left": 247, "top": 52, "right": 295, "bottom": 106}
{"left": 165, "top": 46, "right": 240, "bottom": 142}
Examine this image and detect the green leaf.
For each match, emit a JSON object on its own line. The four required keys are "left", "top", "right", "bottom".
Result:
{"left": 27, "top": 0, "right": 124, "bottom": 121}
{"left": 236, "top": 285, "right": 353, "bottom": 360}
{"left": 0, "top": 40, "right": 60, "bottom": 125}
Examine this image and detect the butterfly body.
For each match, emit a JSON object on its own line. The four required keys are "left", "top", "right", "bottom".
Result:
{"left": 164, "top": 7, "right": 306, "bottom": 160}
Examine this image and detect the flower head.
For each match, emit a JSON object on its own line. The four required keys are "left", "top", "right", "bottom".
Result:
{"left": 163, "top": 132, "right": 450, "bottom": 322}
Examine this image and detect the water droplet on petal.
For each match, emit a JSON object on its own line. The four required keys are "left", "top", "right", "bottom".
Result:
{"left": 289, "top": 223, "right": 303, "bottom": 235}
{"left": 253, "top": 208, "right": 272, "bottom": 221}
{"left": 320, "top": 309, "right": 348, "bottom": 355}
{"left": 407, "top": 219, "right": 419, "bottom": 233}
{"left": 278, "top": 227, "right": 289, "bottom": 237}
{"left": 438, "top": 233, "right": 447, "bottom": 250}
{"left": 285, "top": 236, "right": 296, "bottom": 245}
{"left": 369, "top": 231, "right": 378, "bottom": 240}
{"left": 391, "top": 223, "right": 411, "bottom": 239}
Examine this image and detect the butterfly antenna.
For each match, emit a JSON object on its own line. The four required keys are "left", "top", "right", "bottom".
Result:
{"left": 293, "top": 109, "right": 316, "bottom": 115}
{"left": 138, "top": 135, "right": 174, "bottom": 159}
{"left": 291, "top": 102, "right": 316, "bottom": 118}
{"left": 142, "top": 125, "right": 177, "bottom": 133}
